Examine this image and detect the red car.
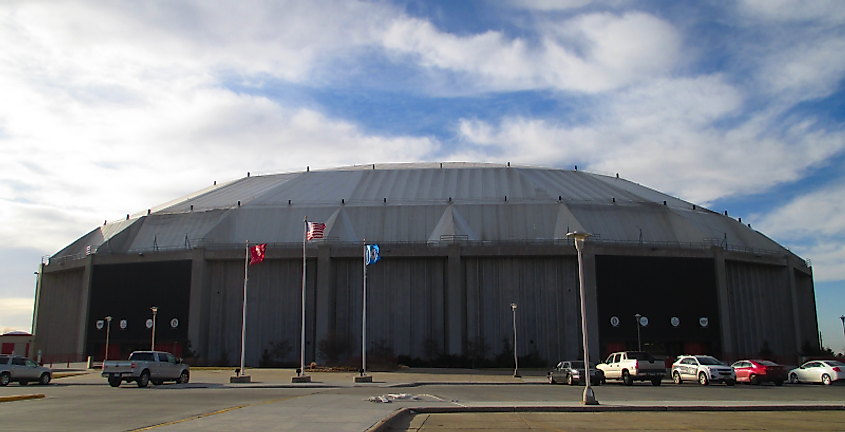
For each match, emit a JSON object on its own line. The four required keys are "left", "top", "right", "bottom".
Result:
{"left": 731, "top": 359, "right": 787, "bottom": 385}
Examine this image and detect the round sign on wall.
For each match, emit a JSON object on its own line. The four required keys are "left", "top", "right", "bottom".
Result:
{"left": 638, "top": 316, "right": 649, "bottom": 327}
{"left": 96, "top": 320, "right": 104, "bottom": 330}
{"left": 170, "top": 318, "right": 179, "bottom": 329}
{"left": 610, "top": 316, "right": 620, "bottom": 327}
{"left": 146, "top": 319, "right": 154, "bottom": 329}
{"left": 120, "top": 319, "right": 127, "bottom": 329}
{"left": 671, "top": 317, "right": 680, "bottom": 327}
{"left": 699, "top": 317, "right": 709, "bottom": 327}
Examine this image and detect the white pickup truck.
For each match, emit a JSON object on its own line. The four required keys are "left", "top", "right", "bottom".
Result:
{"left": 597, "top": 351, "right": 666, "bottom": 386}
{"left": 102, "top": 351, "right": 190, "bottom": 388}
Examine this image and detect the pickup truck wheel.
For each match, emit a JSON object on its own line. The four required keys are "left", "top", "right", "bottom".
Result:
{"left": 178, "top": 370, "right": 189, "bottom": 384}
{"left": 137, "top": 370, "right": 150, "bottom": 388}
{"left": 698, "top": 372, "right": 709, "bottom": 386}
{"left": 567, "top": 374, "right": 575, "bottom": 386}
{"left": 39, "top": 373, "right": 51, "bottom": 385}
{"left": 623, "top": 371, "right": 634, "bottom": 386}
{"left": 108, "top": 376, "right": 121, "bottom": 387}
{"left": 673, "top": 372, "right": 682, "bottom": 384}
{"left": 0, "top": 372, "right": 10, "bottom": 386}
{"left": 651, "top": 378, "right": 662, "bottom": 386}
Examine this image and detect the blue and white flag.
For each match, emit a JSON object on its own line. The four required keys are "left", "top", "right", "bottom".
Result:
{"left": 366, "top": 244, "right": 380, "bottom": 265}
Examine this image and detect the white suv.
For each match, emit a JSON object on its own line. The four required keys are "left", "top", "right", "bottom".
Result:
{"left": 671, "top": 355, "right": 736, "bottom": 386}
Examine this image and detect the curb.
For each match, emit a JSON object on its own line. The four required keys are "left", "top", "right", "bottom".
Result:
{"left": 366, "top": 404, "right": 845, "bottom": 432}
{"left": 0, "top": 394, "right": 45, "bottom": 403}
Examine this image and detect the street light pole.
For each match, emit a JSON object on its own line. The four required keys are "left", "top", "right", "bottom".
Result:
{"left": 104, "top": 316, "right": 112, "bottom": 364}
{"left": 150, "top": 306, "right": 158, "bottom": 351}
{"left": 567, "top": 231, "right": 598, "bottom": 405}
{"left": 634, "top": 313, "right": 642, "bottom": 351}
{"left": 511, "top": 303, "right": 519, "bottom": 378}
{"left": 840, "top": 316, "right": 845, "bottom": 355}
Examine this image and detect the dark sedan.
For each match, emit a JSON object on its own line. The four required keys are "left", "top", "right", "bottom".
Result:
{"left": 548, "top": 360, "right": 603, "bottom": 386}
{"left": 731, "top": 359, "right": 787, "bottom": 386}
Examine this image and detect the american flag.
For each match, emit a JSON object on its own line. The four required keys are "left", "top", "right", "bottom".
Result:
{"left": 307, "top": 222, "right": 326, "bottom": 241}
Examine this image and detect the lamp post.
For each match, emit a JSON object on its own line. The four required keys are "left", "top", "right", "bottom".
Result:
{"left": 104, "top": 316, "right": 112, "bottom": 364}
{"left": 567, "top": 230, "right": 598, "bottom": 405}
{"left": 150, "top": 306, "right": 158, "bottom": 351}
{"left": 511, "top": 303, "right": 519, "bottom": 378}
{"left": 840, "top": 316, "right": 845, "bottom": 354}
{"left": 634, "top": 313, "right": 642, "bottom": 351}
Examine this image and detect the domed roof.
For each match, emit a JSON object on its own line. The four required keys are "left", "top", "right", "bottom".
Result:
{"left": 54, "top": 163, "right": 787, "bottom": 258}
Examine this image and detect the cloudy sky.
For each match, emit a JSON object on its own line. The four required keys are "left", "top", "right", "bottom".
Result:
{"left": 1, "top": 0, "right": 844, "bottom": 351}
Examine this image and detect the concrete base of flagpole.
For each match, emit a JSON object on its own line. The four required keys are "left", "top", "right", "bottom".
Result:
{"left": 229, "top": 375, "right": 251, "bottom": 383}
{"left": 354, "top": 375, "right": 373, "bottom": 383}
{"left": 291, "top": 375, "right": 311, "bottom": 383}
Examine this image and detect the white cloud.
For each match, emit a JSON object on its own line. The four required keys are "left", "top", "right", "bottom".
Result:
{"left": 0, "top": 298, "right": 35, "bottom": 333}
{"left": 382, "top": 12, "right": 682, "bottom": 93}
{"left": 754, "top": 176, "right": 845, "bottom": 281}
{"left": 451, "top": 75, "right": 845, "bottom": 205}
{"left": 739, "top": 0, "right": 845, "bottom": 23}
{"left": 758, "top": 37, "right": 845, "bottom": 102}
{"left": 505, "top": 0, "right": 594, "bottom": 11}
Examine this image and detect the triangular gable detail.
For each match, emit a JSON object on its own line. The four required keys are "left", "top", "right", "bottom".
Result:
{"left": 428, "top": 205, "right": 478, "bottom": 242}
{"left": 324, "top": 207, "right": 358, "bottom": 242}
{"left": 553, "top": 202, "right": 586, "bottom": 239}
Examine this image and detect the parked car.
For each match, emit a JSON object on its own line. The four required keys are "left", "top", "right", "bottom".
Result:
{"left": 548, "top": 360, "right": 604, "bottom": 386}
{"left": 671, "top": 355, "right": 736, "bottom": 386}
{"left": 0, "top": 354, "right": 52, "bottom": 386}
{"left": 788, "top": 360, "right": 845, "bottom": 385}
{"left": 731, "top": 359, "right": 786, "bottom": 386}
{"left": 102, "top": 351, "right": 189, "bottom": 387}
{"left": 597, "top": 351, "right": 666, "bottom": 386}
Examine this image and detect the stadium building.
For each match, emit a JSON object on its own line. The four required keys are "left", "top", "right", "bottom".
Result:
{"left": 32, "top": 163, "right": 818, "bottom": 366}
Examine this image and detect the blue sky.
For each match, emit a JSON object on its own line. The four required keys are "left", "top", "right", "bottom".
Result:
{"left": 1, "top": 0, "right": 844, "bottom": 352}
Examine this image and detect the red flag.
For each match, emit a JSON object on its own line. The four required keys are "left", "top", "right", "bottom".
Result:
{"left": 249, "top": 243, "right": 266, "bottom": 265}
{"left": 307, "top": 222, "right": 325, "bottom": 241}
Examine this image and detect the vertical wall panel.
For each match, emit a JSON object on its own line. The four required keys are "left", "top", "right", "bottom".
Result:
{"left": 726, "top": 261, "right": 795, "bottom": 362}
{"left": 34, "top": 269, "right": 86, "bottom": 358}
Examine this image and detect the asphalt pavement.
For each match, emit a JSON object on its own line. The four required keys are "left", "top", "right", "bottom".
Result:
{"left": 1, "top": 365, "right": 843, "bottom": 431}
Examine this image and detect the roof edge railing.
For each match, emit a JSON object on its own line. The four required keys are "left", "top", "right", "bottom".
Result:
{"left": 47, "top": 236, "right": 794, "bottom": 265}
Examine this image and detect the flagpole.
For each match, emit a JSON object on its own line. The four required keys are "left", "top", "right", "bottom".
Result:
{"left": 362, "top": 240, "right": 367, "bottom": 377}
{"left": 300, "top": 217, "right": 307, "bottom": 377}
{"left": 239, "top": 241, "right": 249, "bottom": 377}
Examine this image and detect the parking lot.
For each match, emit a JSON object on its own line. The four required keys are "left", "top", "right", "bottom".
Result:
{"left": 1, "top": 368, "right": 844, "bottom": 431}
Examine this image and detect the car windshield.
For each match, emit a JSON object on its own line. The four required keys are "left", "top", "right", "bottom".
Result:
{"left": 697, "top": 357, "right": 723, "bottom": 365}
{"left": 757, "top": 360, "right": 778, "bottom": 366}
{"left": 627, "top": 352, "right": 655, "bottom": 361}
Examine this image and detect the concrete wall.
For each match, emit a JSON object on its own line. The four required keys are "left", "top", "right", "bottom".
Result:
{"left": 33, "top": 267, "right": 87, "bottom": 360}
{"left": 34, "top": 242, "right": 817, "bottom": 368}
{"left": 725, "top": 261, "right": 797, "bottom": 362}
{"left": 203, "top": 258, "right": 309, "bottom": 366}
